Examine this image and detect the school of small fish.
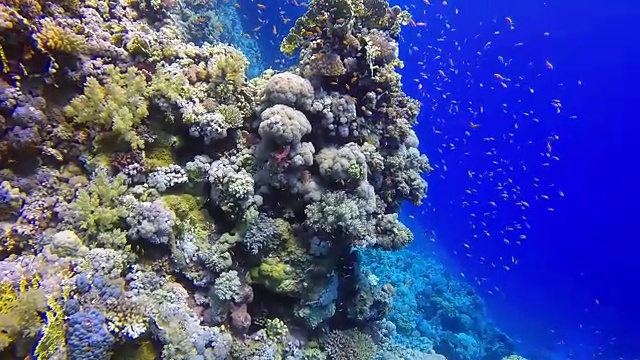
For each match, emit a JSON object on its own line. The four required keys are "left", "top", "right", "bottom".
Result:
{"left": 403, "top": 0, "right": 585, "bottom": 291}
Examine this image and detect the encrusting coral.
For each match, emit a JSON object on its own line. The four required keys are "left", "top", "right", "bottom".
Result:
{"left": 0, "top": 0, "right": 524, "bottom": 359}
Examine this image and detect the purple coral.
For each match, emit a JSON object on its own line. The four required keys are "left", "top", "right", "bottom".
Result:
{"left": 9, "top": 104, "right": 46, "bottom": 127}
{"left": 6, "top": 126, "right": 40, "bottom": 150}
{"left": 66, "top": 308, "right": 115, "bottom": 360}
{"left": 126, "top": 199, "right": 176, "bottom": 244}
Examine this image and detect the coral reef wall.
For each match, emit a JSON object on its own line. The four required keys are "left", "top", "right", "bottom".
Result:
{"left": 0, "top": 0, "right": 510, "bottom": 359}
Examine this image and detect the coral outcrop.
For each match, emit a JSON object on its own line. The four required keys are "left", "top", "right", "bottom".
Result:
{"left": 0, "top": 0, "right": 522, "bottom": 359}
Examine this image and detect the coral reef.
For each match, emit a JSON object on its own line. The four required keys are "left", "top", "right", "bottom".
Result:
{"left": 0, "top": 0, "right": 530, "bottom": 359}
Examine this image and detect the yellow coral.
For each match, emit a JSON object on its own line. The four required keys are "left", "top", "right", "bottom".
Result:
{"left": 3, "top": 0, "right": 42, "bottom": 20}
{"left": 34, "top": 278, "right": 72, "bottom": 360}
{"left": 207, "top": 45, "right": 248, "bottom": 87}
{"left": 37, "top": 18, "right": 86, "bottom": 54}
{"left": 0, "top": 277, "right": 46, "bottom": 351}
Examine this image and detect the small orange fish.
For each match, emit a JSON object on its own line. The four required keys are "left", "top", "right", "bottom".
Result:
{"left": 545, "top": 60, "right": 554, "bottom": 70}
{"left": 272, "top": 25, "right": 277, "bottom": 34}
{"left": 257, "top": 3, "right": 266, "bottom": 9}
{"left": 469, "top": 121, "right": 481, "bottom": 129}
{"left": 197, "top": 16, "right": 208, "bottom": 23}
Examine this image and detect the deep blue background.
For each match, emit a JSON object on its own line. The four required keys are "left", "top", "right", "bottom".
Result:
{"left": 404, "top": 0, "right": 640, "bottom": 358}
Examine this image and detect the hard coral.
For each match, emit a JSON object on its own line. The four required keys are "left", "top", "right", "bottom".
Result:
{"left": 65, "top": 308, "right": 115, "bottom": 360}
{"left": 322, "top": 329, "right": 376, "bottom": 360}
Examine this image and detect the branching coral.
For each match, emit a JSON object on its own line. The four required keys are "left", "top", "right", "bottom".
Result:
{"left": 304, "top": 191, "right": 374, "bottom": 247}
{"left": 64, "top": 65, "right": 149, "bottom": 151}
{"left": 322, "top": 329, "right": 376, "bottom": 360}
{"left": 55, "top": 172, "right": 129, "bottom": 244}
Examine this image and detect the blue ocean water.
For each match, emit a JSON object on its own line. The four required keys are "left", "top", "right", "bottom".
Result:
{"left": 241, "top": 0, "right": 639, "bottom": 358}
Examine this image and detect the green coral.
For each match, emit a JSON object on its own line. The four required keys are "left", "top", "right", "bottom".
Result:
{"left": 147, "top": 64, "right": 194, "bottom": 107}
{"left": 161, "top": 194, "right": 208, "bottom": 225}
{"left": 246, "top": 219, "right": 316, "bottom": 296}
{"left": 301, "top": 345, "right": 326, "bottom": 360}
{"left": 208, "top": 46, "right": 248, "bottom": 87}
{"left": 144, "top": 131, "right": 179, "bottom": 170}
{"left": 248, "top": 258, "right": 298, "bottom": 294}
{"left": 217, "top": 104, "right": 244, "bottom": 129}
{"left": 201, "top": 231, "right": 240, "bottom": 272}
{"left": 125, "top": 35, "right": 152, "bottom": 57}
{"left": 264, "top": 318, "right": 288, "bottom": 343}
{"left": 113, "top": 341, "right": 158, "bottom": 360}
{"left": 64, "top": 64, "right": 149, "bottom": 151}
{"left": 59, "top": 172, "right": 129, "bottom": 244}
